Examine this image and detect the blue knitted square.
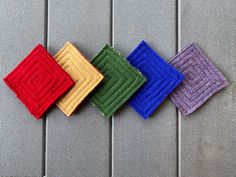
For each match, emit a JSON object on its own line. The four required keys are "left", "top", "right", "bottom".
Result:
{"left": 127, "top": 41, "right": 184, "bottom": 119}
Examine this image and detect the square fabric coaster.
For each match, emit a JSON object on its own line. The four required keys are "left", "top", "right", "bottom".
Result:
{"left": 3, "top": 44, "right": 74, "bottom": 119}
{"left": 127, "top": 40, "right": 184, "bottom": 119}
{"left": 54, "top": 42, "right": 104, "bottom": 116}
{"left": 89, "top": 44, "right": 146, "bottom": 118}
{"left": 169, "top": 42, "right": 229, "bottom": 116}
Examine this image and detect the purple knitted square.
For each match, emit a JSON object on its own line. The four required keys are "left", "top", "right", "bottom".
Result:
{"left": 169, "top": 42, "right": 229, "bottom": 116}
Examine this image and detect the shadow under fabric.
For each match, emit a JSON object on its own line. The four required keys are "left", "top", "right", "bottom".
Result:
{"left": 127, "top": 40, "right": 184, "bottom": 119}
{"left": 89, "top": 44, "right": 146, "bottom": 118}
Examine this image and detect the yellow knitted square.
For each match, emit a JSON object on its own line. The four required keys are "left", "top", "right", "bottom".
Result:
{"left": 54, "top": 42, "right": 104, "bottom": 116}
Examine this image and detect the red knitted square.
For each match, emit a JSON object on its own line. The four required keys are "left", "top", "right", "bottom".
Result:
{"left": 3, "top": 44, "right": 74, "bottom": 119}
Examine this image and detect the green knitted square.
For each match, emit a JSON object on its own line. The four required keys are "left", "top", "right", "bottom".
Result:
{"left": 89, "top": 44, "right": 146, "bottom": 118}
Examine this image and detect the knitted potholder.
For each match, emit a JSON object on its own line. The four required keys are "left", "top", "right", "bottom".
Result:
{"left": 54, "top": 42, "right": 104, "bottom": 116}
{"left": 127, "top": 41, "right": 184, "bottom": 119}
{"left": 169, "top": 42, "right": 229, "bottom": 116}
{"left": 89, "top": 44, "right": 146, "bottom": 118}
{"left": 3, "top": 44, "right": 74, "bottom": 119}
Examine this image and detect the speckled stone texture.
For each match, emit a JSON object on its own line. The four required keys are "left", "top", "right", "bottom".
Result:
{"left": 169, "top": 42, "right": 229, "bottom": 116}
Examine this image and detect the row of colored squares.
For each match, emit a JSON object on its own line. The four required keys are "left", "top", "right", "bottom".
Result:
{"left": 3, "top": 41, "right": 229, "bottom": 120}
